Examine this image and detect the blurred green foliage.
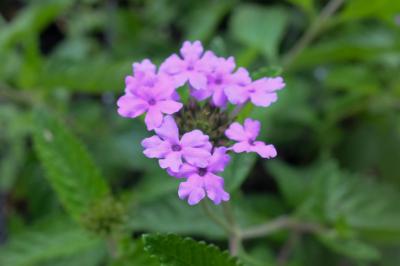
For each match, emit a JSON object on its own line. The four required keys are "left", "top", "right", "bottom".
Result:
{"left": 0, "top": 0, "right": 400, "bottom": 265}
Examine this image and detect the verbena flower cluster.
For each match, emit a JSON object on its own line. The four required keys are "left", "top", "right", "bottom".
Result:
{"left": 117, "top": 41, "right": 285, "bottom": 205}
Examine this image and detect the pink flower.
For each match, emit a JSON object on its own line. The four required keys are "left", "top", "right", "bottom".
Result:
{"left": 225, "top": 119, "right": 277, "bottom": 158}
{"left": 176, "top": 147, "right": 230, "bottom": 205}
{"left": 225, "top": 77, "right": 285, "bottom": 107}
{"left": 191, "top": 56, "right": 251, "bottom": 107}
{"left": 141, "top": 116, "right": 212, "bottom": 172}
{"left": 160, "top": 41, "right": 210, "bottom": 90}
{"left": 117, "top": 72, "right": 182, "bottom": 130}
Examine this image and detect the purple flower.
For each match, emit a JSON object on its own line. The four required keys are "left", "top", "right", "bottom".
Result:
{"left": 124, "top": 59, "right": 157, "bottom": 92}
{"left": 141, "top": 116, "right": 212, "bottom": 172}
{"left": 191, "top": 55, "right": 251, "bottom": 107}
{"left": 176, "top": 147, "right": 230, "bottom": 205}
{"left": 225, "top": 77, "right": 285, "bottom": 107}
{"left": 225, "top": 119, "right": 277, "bottom": 158}
{"left": 160, "top": 41, "right": 210, "bottom": 90}
{"left": 117, "top": 72, "right": 182, "bottom": 130}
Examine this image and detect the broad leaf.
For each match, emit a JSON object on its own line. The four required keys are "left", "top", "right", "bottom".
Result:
{"left": 230, "top": 4, "right": 289, "bottom": 61}
{"left": 127, "top": 195, "right": 224, "bottom": 239}
{"left": 143, "top": 234, "right": 242, "bottom": 266}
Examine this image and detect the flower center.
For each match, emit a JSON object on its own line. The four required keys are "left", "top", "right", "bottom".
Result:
{"left": 172, "top": 144, "right": 182, "bottom": 151}
{"left": 148, "top": 98, "right": 156, "bottom": 105}
{"left": 187, "top": 64, "right": 194, "bottom": 71}
{"left": 215, "top": 77, "right": 223, "bottom": 85}
{"left": 198, "top": 168, "right": 207, "bottom": 176}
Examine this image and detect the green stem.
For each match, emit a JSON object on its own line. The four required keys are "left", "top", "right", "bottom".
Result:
{"left": 222, "top": 202, "right": 241, "bottom": 256}
{"left": 200, "top": 201, "right": 233, "bottom": 235}
{"left": 282, "top": 0, "right": 345, "bottom": 69}
{"left": 241, "top": 216, "right": 323, "bottom": 240}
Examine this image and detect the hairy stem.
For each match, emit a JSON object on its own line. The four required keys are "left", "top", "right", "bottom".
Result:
{"left": 282, "top": 0, "right": 345, "bottom": 69}
{"left": 222, "top": 202, "right": 241, "bottom": 256}
{"left": 200, "top": 201, "right": 233, "bottom": 235}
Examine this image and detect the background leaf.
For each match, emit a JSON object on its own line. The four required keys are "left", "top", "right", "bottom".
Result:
{"left": 230, "top": 4, "right": 289, "bottom": 61}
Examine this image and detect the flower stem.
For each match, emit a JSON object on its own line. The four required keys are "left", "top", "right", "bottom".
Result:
{"left": 222, "top": 202, "right": 241, "bottom": 256}
{"left": 282, "top": 0, "right": 345, "bottom": 69}
{"left": 241, "top": 216, "right": 323, "bottom": 239}
{"left": 200, "top": 201, "right": 233, "bottom": 235}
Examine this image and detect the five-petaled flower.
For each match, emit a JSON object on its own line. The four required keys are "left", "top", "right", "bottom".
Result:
{"left": 225, "top": 119, "right": 277, "bottom": 159}
{"left": 141, "top": 116, "right": 212, "bottom": 172}
{"left": 117, "top": 69, "right": 183, "bottom": 130}
{"left": 174, "top": 147, "right": 230, "bottom": 205}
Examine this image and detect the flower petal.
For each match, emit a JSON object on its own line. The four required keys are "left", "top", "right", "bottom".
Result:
{"left": 244, "top": 119, "right": 260, "bottom": 141}
{"left": 180, "top": 130, "right": 210, "bottom": 148}
{"left": 144, "top": 108, "right": 163, "bottom": 130}
{"left": 180, "top": 40, "right": 203, "bottom": 60}
{"left": 225, "top": 122, "right": 247, "bottom": 142}
{"left": 182, "top": 147, "right": 211, "bottom": 168}
{"left": 178, "top": 175, "right": 206, "bottom": 205}
{"left": 156, "top": 100, "right": 183, "bottom": 115}
{"left": 154, "top": 115, "right": 179, "bottom": 143}
{"left": 251, "top": 141, "right": 277, "bottom": 158}
{"left": 208, "top": 147, "right": 230, "bottom": 173}
{"left": 231, "top": 141, "right": 250, "bottom": 153}
{"left": 224, "top": 85, "right": 249, "bottom": 105}
{"left": 250, "top": 90, "right": 278, "bottom": 107}
{"left": 117, "top": 95, "right": 148, "bottom": 118}
{"left": 159, "top": 54, "right": 185, "bottom": 75}
{"left": 141, "top": 136, "right": 169, "bottom": 158}
{"left": 168, "top": 163, "right": 198, "bottom": 178}
{"left": 159, "top": 152, "right": 182, "bottom": 172}
{"left": 211, "top": 87, "right": 228, "bottom": 107}
{"left": 188, "top": 72, "right": 207, "bottom": 90}
{"left": 204, "top": 173, "right": 230, "bottom": 205}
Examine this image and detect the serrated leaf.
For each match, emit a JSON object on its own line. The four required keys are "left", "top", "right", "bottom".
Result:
{"left": 230, "top": 4, "right": 289, "bottom": 61}
{"left": 33, "top": 110, "right": 110, "bottom": 222}
{"left": 223, "top": 153, "right": 257, "bottom": 192}
{"left": 273, "top": 160, "right": 400, "bottom": 242}
{"left": 143, "top": 234, "right": 242, "bottom": 266}
{"left": 0, "top": 217, "right": 102, "bottom": 266}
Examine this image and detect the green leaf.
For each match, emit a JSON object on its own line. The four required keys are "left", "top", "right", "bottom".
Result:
{"left": 33, "top": 110, "right": 110, "bottom": 222}
{"left": 127, "top": 195, "right": 224, "bottom": 239}
{"left": 275, "top": 160, "right": 400, "bottom": 242}
{"left": 230, "top": 4, "right": 289, "bottom": 61}
{"left": 143, "top": 234, "right": 242, "bottom": 266}
{"left": 266, "top": 160, "right": 312, "bottom": 207}
{"left": 287, "top": 0, "right": 315, "bottom": 16}
{"left": 339, "top": 0, "right": 400, "bottom": 22}
{"left": 318, "top": 232, "right": 380, "bottom": 261}
{"left": 0, "top": 217, "right": 103, "bottom": 266}
{"left": 223, "top": 153, "right": 257, "bottom": 192}
{"left": 292, "top": 25, "right": 397, "bottom": 70}
{"left": 184, "top": 0, "right": 235, "bottom": 41}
